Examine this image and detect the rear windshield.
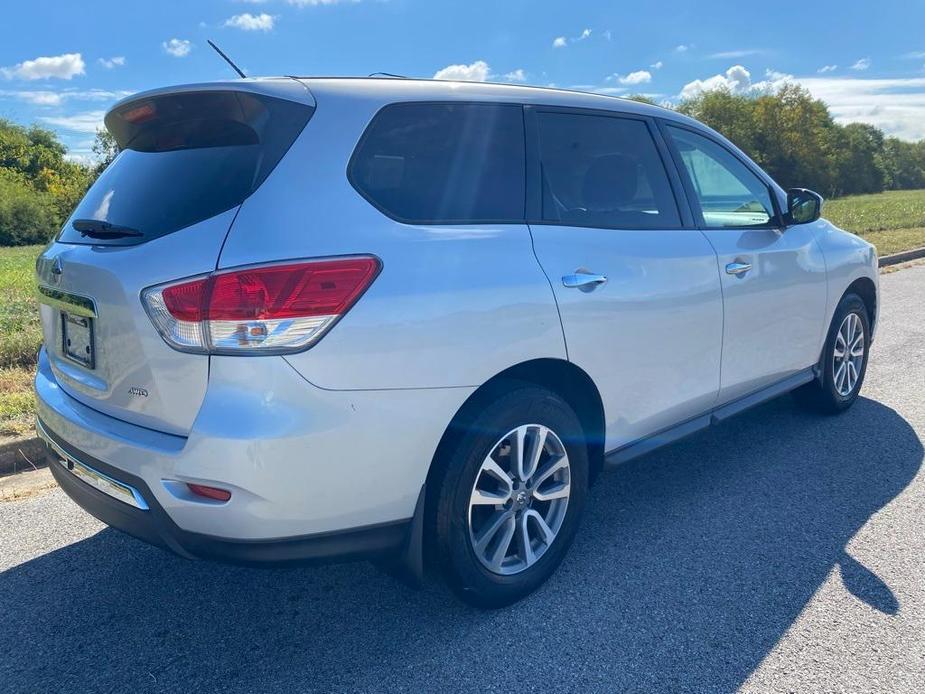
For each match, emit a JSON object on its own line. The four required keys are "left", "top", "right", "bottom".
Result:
{"left": 58, "top": 90, "right": 314, "bottom": 246}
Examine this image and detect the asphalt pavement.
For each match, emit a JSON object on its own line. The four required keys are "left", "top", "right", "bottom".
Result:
{"left": 2, "top": 264, "right": 924, "bottom": 693}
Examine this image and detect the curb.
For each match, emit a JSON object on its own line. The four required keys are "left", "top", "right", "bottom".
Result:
{"left": 0, "top": 435, "right": 50, "bottom": 477}
{"left": 879, "top": 246, "right": 925, "bottom": 267}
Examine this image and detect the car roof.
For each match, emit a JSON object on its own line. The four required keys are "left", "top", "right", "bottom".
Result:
{"left": 295, "top": 76, "right": 700, "bottom": 125}
{"left": 110, "top": 75, "right": 703, "bottom": 130}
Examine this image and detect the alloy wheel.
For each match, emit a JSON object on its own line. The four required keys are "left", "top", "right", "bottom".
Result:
{"left": 833, "top": 312, "right": 865, "bottom": 397}
{"left": 467, "top": 424, "right": 571, "bottom": 575}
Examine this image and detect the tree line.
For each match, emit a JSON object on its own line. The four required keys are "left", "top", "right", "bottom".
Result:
{"left": 658, "top": 84, "right": 925, "bottom": 197}
{"left": 1, "top": 83, "right": 924, "bottom": 246}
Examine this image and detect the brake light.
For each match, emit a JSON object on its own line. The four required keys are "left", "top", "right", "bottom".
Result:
{"left": 142, "top": 257, "right": 380, "bottom": 354}
{"left": 122, "top": 102, "right": 156, "bottom": 124}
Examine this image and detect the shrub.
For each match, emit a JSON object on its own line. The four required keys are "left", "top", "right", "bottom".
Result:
{"left": 0, "top": 169, "right": 58, "bottom": 246}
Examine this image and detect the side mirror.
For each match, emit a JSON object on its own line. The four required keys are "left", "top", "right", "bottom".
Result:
{"left": 784, "top": 188, "right": 823, "bottom": 225}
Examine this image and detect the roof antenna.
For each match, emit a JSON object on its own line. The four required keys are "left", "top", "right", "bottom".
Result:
{"left": 207, "top": 39, "right": 247, "bottom": 79}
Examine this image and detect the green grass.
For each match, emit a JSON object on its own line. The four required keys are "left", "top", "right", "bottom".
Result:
{"left": 0, "top": 244, "right": 44, "bottom": 370}
{"left": 0, "top": 366, "right": 34, "bottom": 437}
{"left": 824, "top": 189, "right": 925, "bottom": 234}
{"left": 0, "top": 244, "right": 43, "bottom": 437}
{"left": 854, "top": 227, "right": 925, "bottom": 257}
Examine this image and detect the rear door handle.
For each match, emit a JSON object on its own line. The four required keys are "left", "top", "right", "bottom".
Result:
{"left": 725, "top": 262, "right": 752, "bottom": 276}
{"left": 562, "top": 272, "right": 608, "bottom": 289}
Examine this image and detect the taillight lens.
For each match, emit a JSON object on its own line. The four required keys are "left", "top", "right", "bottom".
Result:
{"left": 142, "top": 256, "right": 380, "bottom": 354}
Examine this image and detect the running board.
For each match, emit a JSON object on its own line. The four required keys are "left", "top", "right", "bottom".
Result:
{"left": 604, "top": 368, "right": 816, "bottom": 467}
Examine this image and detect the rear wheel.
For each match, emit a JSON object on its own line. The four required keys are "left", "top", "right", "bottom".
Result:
{"left": 793, "top": 292, "right": 870, "bottom": 413}
{"left": 431, "top": 385, "right": 588, "bottom": 607}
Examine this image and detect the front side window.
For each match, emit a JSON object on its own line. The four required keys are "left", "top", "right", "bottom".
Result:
{"left": 666, "top": 126, "right": 776, "bottom": 228}
{"left": 535, "top": 111, "right": 681, "bottom": 229}
{"left": 349, "top": 102, "right": 525, "bottom": 224}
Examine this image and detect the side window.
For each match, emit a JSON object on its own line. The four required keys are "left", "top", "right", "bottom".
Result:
{"left": 349, "top": 102, "right": 525, "bottom": 224}
{"left": 666, "top": 126, "right": 776, "bottom": 228}
{"left": 535, "top": 111, "right": 681, "bottom": 229}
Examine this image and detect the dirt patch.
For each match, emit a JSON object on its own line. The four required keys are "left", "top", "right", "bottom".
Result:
{"left": 0, "top": 467, "right": 56, "bottom": 502}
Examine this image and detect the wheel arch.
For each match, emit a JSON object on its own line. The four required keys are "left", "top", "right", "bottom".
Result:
{"left": 844, "top": 276, "right": 877, "bottom": 334}
{"left": 425, "top": 358, "right": 606, "bottom": 493}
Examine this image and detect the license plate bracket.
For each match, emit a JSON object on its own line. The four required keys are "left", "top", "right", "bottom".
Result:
{"left": 62, "top": 312, "right": 95, "bottom": 369}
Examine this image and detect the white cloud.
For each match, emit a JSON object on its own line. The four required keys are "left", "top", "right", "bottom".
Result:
{"left": 433, "top": 60, "right": 490, "bottom": 82}
{"left": 225, "top": 13, "right": 276, "bottom": 31}
{"left": 680, "top": 64, "right": 752, "bottom": 99}
{"left": 817, "top": 64, "right": 837, "bottom": 73}
{"left": 797, "top": 75, "right": 925, "bottom": 140}
{"left": 851, "top": 57, "right": 871, "bottom": 71}
{"left": 709, "top": 49, "right": 763, "bottom": 59}
{"left": 503, "top": 69, "right": 526, "bottom": 82}
{"left": 679, "top": 63, "right": 925, "bottom": 141}
{"left": 0, "top": 90, "right": 62, "bottom": 106}
{"left": 901, "top": 51, "right": 925, "bottom": 59}
{"left": 41, "top": 110, "right": 107, "bottom": 134}
{"left": 675, "top": 44, "right": 690, "bottom": 53}
{"left": 602, "top": 30, "right": 612, "bottom": 41}
{"left": 162, "top": 39, "right": 191, "bottom": 57}
{"left": 554, "top": 28, "right": 595, "bottom": 48}
{"left": 650, "top": 61, "right": 663, "bottom": 70}
{"left": 0, "top": 53, "right": 85, "bottom": 81}
{"left": 618, "top": 70, "right": 652, "bottom": 86}
{"left": 98, "top": 56, "right": 125, "bottom": 69}
{"left": 0, "top": 88, "right": 133, "bottom": 107}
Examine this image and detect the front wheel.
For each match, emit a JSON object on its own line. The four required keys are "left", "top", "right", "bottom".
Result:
{"left": 793, "top": 292, "right": 871, "bottom": 413}
{"left": 431, "top": 385, "right": 588, "bottom": 608}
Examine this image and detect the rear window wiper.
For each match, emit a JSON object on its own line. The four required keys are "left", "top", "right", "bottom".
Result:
{"left": 72, "top": 219, "right": 144, "bottom": 239}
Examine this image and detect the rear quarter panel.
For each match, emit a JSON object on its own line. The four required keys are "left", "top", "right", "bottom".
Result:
{"left": 217, "top": 88, "right": 566, "bottom": 390}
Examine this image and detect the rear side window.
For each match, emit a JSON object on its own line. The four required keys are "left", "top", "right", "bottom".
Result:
{"left": 349, "top": 102, "right": 525, "bottom": 224}
{"left": 666, "top": 125, "right": 776, "bottom": 228}
{"left": 58, "top": 90, "right": 314, "bottom": 246}
{"left": 535, "top": 112, "right": 681, "bottom": 229}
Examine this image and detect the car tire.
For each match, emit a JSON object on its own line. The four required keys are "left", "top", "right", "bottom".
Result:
{"left": 793, "top": 292, "right": 871, "bottom": 414}
{"left": 430, "top": 384, "right": 588, "bottom": 608}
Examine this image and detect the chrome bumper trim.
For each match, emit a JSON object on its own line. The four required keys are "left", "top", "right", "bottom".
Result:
{"left": 35, "top": 284, "right": 98, "bottom": 318}
{"left": 35, "top": 418, "right": 149, "bottom": 511}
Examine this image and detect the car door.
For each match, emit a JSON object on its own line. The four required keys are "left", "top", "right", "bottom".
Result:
{"left": 662, "top": 124, "right": 828, "bottom": 403}
{"left": 525, "top": 106, "right": 724, "bottom": 452}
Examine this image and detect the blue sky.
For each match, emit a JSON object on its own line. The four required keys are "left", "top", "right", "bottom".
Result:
{"left": 2, "top": 0, "right": 924, "bottom": 161}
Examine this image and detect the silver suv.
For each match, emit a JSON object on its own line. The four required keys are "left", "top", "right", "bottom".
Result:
{"left": 35, "top": 77, "right": 879, "bottom": 606}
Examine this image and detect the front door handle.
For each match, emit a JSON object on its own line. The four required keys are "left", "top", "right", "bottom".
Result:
{"left": 562, "top": 272, "right": 608, "bottom": 290}
{"left": 725, "top": 261, "right": 753, "bottom": 276}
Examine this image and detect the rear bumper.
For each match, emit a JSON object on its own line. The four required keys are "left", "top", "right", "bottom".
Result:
{"left": 34, "top": 346, "right": 473, "bottom": 562}
{"left": 39, "top": 417, "right": 411, "bottom": 566}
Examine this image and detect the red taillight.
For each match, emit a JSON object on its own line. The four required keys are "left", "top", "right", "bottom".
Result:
{"left": 143, "top": 256, "right": 380, "bottom": 354}
{"left": 206, "top": 259, "right": 378, "bottom": 321}
{"left": 187, "top": 483, "right": 232, "bottom": 502}
{"left": 161, "top": 277, "right": 207, "bottom": 322}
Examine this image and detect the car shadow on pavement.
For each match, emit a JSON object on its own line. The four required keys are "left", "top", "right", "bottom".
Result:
{"left": 1, "top": 396, "right": 922, "bottom": 693}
